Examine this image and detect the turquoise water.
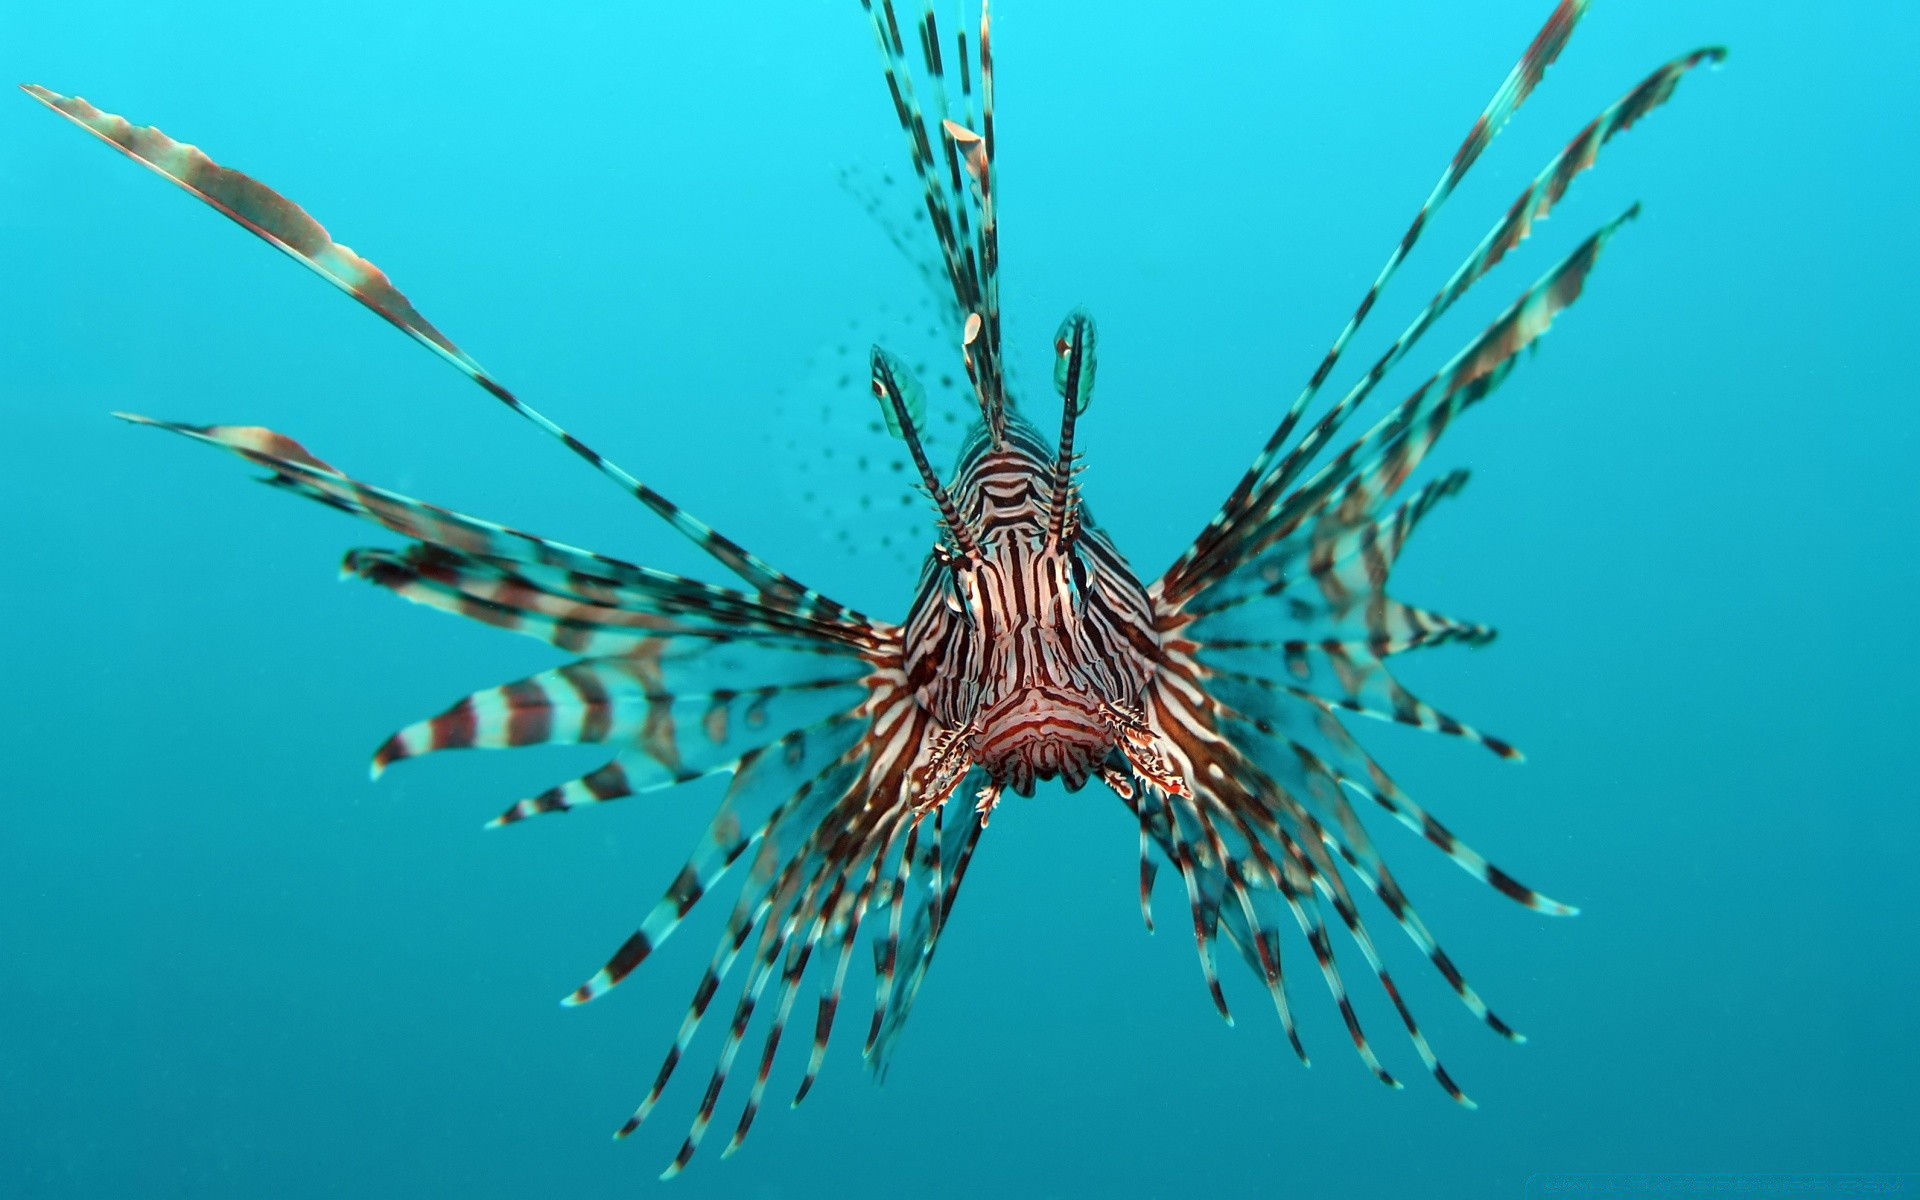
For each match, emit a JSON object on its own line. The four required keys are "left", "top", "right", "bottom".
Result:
{"left": 4, "top": 2, "right": 1912, "bottom": 1197}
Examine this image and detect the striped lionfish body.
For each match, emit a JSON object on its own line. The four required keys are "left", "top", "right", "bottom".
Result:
{"left": 895, "top": 367, "right": 1170, "bottom": 809}
{"left": 27, "top": 0, "right": 1724, "bottom": 1178}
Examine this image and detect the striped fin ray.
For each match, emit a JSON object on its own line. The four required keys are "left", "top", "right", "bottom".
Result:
{"left": 1138, "top": 670, "right": 1512, "bottom": 1102}
{"left": 567, "top": 712, "right": 874, "bottom": 1011}
{"left": 597, "top": 727, "right": 883, "bottom": 1154}
{"left": 1176, "top": 464, "right": 1517, "bottom": 763}
{"left": 661, "top": 754, "right": 950, "bottom": 1175}
{"left": 870, "top": 807, "right": 954, "bottom": 1069}
{"left": 612, "top": 887, "right": 772, "bottom": 1145}
{"left": 113, "top": 417, "right": 631, "bottom": 584}
{"left": 371, "top": 665, "right": 871, "bottom": 832}
{"left": 1166, "top": 797, "right": 1238, "bottom": 1024}
{"left": 1194, "top": 803, "right": 1314, "bottom": 1062}
{"left": 1119, "top": 787, "right": 1165, "bottom": 919}
{"left": 343, "top": 549, "right": 764, "bottom": 658}
{"left": 667, "top": 855, "right": 851, "bottom": 1176}
{"left": 1226, "top": 45, "right": 1727, "bottom": 540}
{"left": 1189, "top": 618, "right": 1496, "bottom": 665}
{"left": 1336, "top": 744, "right": 1575, "bottom": 918}
{"left": 1296, "top": 208, "right": 1639, "bottom": 524}
{"left": 1165, "top": 22, "right": 1726, "bottom": 609}
{"left": 1291, "top": 814, "right": 1481, "bottom": 1105}
{"left": 862, "top": 0, "right": 976, "bottom": 326}
{"left": 1207, "top": 675, "right": 1570, "bottom": 925}
{"left": 1127, "top": 76, "right": 1672, "bottom": 1095}
{"left": 1207, "top": 649, "right": 1519, "bottom": 761}
{"left": 1187, "top": 469, "right": 1473, "bottom": 620}
{"left": 1233, "top": 791, "right": 1409, "bottom": 1084}
{"left": 344, "top": 546, "right": 874, "bottom": 653}
{"left": 1107, "top": 764, "right": 1231, "bottom": 1018}
{"left": 118, "top": 415, "right": 882, "bottom": 652}
{"left": 1279, "top": 0, "right": 1587, "bottom": 396}
{"left": 724, "top": 797, "right": 941, "bottom": 1156}
{"left": 1264, "top": 826, "right": 1406, "bottom": 1087}
{"left": 1259, "top": 771, "right": 1482, "bottom": 1098}
{"left": 864, "top": 819, "right": 921, "bottom": 1060}
{"left": 717, "top": 864, "right": 867, "bottom": 1160}
{"left": 19, "top": 87, "right": 493, "bottom": 386}
{"left": 864, "top": 800, "right": 986, "bottom": 1077}
{"left": 594, "top": 671, "right": 986, "bottom": 1177}
{"left": 1171, "top": 0, "right": 1590, "bottom": 597}
{"left": 1199, "top": 205, "right": 1639, "bottom": 595}
{"left": 1211, "top": 664, "right": 1570, "bottom": 1042}
{"left": 1172, "top": 49, "right": 1725, "bottom": 604}
{"left": 1254, "top": 813, "right": 1411, "bottom": 1091}
{"left": 371, "top": 655, "right": 862, "bottom": 768}
{"left": 26, "top": 86, "right": 842, "bottom": 615}
{"left": 1186, "top": 467, "right": 1519, "bottom": 762}
{"left": 861, "top": 0, "right": 1009, "bottom": 433}
{"left": 789, "top": 846, "right": 890, "bottom": 1108}
{"left": 1132, "top": 781, "right": 1405, "bottom": 1082}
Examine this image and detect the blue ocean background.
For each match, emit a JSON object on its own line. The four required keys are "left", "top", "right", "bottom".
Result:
{"left": 4, "top": 1, "right": 1912, "bottom": 1197}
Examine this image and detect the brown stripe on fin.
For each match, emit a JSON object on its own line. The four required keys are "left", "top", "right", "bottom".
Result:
{"left": 25, "top": 88, "right": 500, "bottom": 387}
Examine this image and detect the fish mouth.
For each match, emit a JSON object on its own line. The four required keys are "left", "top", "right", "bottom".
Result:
{"left": 976, "top": 689, "right": 1110, "bottom": 795}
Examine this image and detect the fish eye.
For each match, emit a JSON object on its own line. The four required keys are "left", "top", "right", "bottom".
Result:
{"left": 935, "top": 550, "right": 972, "bottom": 620}
{"left": 1067, "top": 552, "right": 1090, "bottom": 607}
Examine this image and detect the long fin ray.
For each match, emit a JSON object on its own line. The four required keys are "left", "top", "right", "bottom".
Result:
{"left": 1183, "top": 205, "right": 1638, "bottom": 602}
{"left": 118, "top": 414, "right": 884, "bottom": 652}
{"left": 1164, "top": 24, "right": 1727, "bottom": 607}
{"left": 1222, "top": 48, "right": 1726, "bottom": 562}
{"left": 26, "top": 85, "right": 841, "bottom": 612}
{"left": 1174, "top": 0, "right": 1592, "bottom": 595}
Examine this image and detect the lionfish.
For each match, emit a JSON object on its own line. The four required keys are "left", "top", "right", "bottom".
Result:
{"left": 26, "top": 0, "right": 1722, "bottom": 1178}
